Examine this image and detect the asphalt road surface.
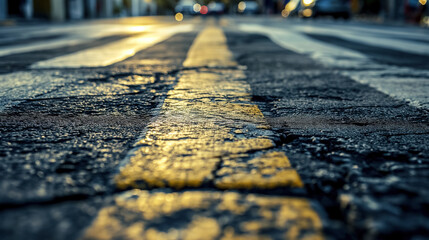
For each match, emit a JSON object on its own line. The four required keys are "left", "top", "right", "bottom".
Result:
{"left": 0, "top": 16, "right": 428, "bottom": 240}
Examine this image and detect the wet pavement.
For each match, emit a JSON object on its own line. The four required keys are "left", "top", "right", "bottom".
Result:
{"left": 0, "top": 16, "right": 429, "bottom": 240}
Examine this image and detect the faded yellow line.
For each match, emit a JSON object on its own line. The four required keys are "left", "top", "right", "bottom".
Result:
{"left": 115, "top": 26, "right": 303, "bottom": 190}
{"left": 183, "top": 27, "right": 236, "bottom": 67}
{"left": 83, "top": 190, "right": 323, "bottom": 240}
{"left": 216, "top": 151, "right": 302, "bottom": 189}
{"left": 82, "top": 26, "right": 324, "bottom": 240}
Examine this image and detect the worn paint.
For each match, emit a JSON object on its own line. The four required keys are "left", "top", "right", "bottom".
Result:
{"left": 82, "top": 190, "right": 323, "bottom": 240}
{"left": 115, "top": 26, "right": 303, "bottom": 190}
{"left": 82, "top": 26, "right": 323, "bottom": 240}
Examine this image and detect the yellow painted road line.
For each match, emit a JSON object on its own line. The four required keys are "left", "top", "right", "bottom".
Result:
{"left": 83, "top": 190, "right": 323, "bottom": 240}
{"left": 114, "top": 26, "right": 303, "bottom": 190}
{"left": 82, "top": 26, "right": 324, "bottom": 240}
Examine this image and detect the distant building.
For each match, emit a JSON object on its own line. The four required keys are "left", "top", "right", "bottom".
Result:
{"left": 0, "top": 0, "right": 157, "bottom": 22}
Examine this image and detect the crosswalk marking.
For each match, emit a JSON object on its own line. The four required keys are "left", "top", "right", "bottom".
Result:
{"left": 239, "top": 23, "right": 429, "bottom": 109}
{"left": 239, "top": 24, "right": 367, "bottom": 67}
{"left": 295, "top": 25, "right": 429, "bottom": 55}
{"left": 0, "top": 24, "right": 155, "bottom": 58}
{"left": 30, "top": 24, "right": 193, "bottom": 68}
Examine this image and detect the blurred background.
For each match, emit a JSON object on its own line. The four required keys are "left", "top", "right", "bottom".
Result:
{"left": 0, "top": 0, "right": 427, "bottom": 26}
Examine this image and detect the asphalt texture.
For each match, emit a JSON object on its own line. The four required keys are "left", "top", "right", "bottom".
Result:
{"left": 225, "top": 31, "right": 429, "bottom": 239}
{"left": 0, "top": 17, "right": 428, "bottom": 240}
{"left": 0, "top": 32, "right": 197, "bottom": 238}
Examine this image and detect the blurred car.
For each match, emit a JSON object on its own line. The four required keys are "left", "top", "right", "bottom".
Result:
{"left": 299, "top": 0, "right": 351, "bottom": 19}
{"left": 175, "top": 0, "right": 198, "bottom": 15}
{"left": 237, "top": 1, "right": 261, "bottom": 14}
{"left": 208, "top": 2, "right": 226, "bottom": 15}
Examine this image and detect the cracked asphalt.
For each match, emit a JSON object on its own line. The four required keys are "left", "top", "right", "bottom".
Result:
{"left": 226, "top": 31, "right": 429, "bottom": 239}
{"left": 0, "top": 17, "right": 428, "bottom": 240}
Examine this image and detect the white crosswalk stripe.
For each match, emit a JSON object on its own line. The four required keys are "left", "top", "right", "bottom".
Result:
{"left": 294, "top": 24, "right": 429, "bottom": 55}
{"left": 239, "top": 23, "right": 429, "bottom": 109}
{"left": 31, "top": 24, "right": 194, "bottom": 68}
{"left": 0, "top": 24, "right": 194, "bottom": 111}
{"left": 0, "top": 24, "right": 157, "bottom": 57}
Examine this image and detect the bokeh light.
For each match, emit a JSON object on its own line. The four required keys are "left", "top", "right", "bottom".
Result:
{"left": 200, "top": 5, "right": 208, "bottom": 14}
{"left": 285, "top": 0, "right": 298, "bottom": 12}
{"left": 302, "top": 0, "right": 315, "bottom": 6}
{"left": 193, "top": 3, "right": 202, "bottom": 12}
{"left": 302, "top": 9, "right": 313, "bottom": 17}
{"left": 238, "top": 1, "right": 246, "bottom": 12}
{"left": 175, "top": 13, "right": 184, "bottom": 22}
{"left": 281, "top": 9, "right": 289, "bottom": 18}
